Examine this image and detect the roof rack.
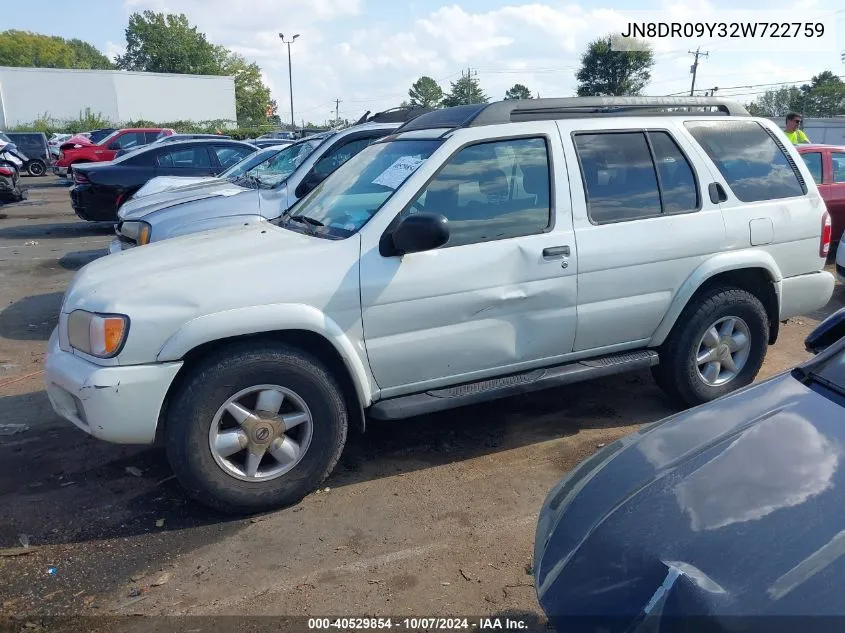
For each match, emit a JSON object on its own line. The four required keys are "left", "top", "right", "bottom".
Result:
{"left": 366, "top": 105, "right": 434, "bottom": 124}
{"left": 395, "top": 97, "right": 749, "bottom": 132}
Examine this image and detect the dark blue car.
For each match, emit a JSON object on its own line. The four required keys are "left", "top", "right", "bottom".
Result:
{"left": 534, "top": 307, "right": 845, "bottom": 632}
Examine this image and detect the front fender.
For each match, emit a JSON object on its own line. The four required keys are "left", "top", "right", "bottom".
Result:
{"left": 649, "top": 250, "right": 782, "bottom": 347}
{"left": 155, "top": 303, "right": 375, "bottom": 407}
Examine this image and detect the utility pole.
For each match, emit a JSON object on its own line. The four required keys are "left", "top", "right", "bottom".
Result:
{"left": 335, "top": 98, "right": 341, "bottom": 123}
{"left": 688, "top": 47, "right": 708, "bottom": 96}
{"left": 279, "top": 33, "right": 300, "bottom": 132}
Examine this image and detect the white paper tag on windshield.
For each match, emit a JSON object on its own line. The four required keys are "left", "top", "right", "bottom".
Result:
{"left": 372, "top": 156, "right": 425, "bottom": 190}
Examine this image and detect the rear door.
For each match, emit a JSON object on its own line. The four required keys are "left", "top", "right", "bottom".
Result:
{"left": 827, "top": 150, "right": 845, "bottom": 243}
{"left": 153, "top": 145, "right": 217, "bottom": 177}
{"left": 558, "top": 119, "right": 727, "bottom": 352}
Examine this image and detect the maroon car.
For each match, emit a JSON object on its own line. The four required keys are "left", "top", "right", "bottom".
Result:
{"left": 798, "top": 144, "right": 845, "bottom": 245}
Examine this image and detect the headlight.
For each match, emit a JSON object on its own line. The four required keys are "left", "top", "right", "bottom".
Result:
{"left": 120, "top": 220, "right": 151, "bottom": 245}
{"left": 67, "top": 310, "right": 129, "bottom": 358}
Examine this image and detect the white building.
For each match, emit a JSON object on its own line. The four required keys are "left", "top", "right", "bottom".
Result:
{"left": 0, "top": 66, "right": 237, "bottom": 128}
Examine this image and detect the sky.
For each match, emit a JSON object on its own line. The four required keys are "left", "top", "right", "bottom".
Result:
{"left": 3, "top": 0, "right": 845, "bottom": 125}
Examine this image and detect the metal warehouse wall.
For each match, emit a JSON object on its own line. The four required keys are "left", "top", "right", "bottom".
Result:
{"left": 0, "top": 66, "right": 236, "bottom": 128}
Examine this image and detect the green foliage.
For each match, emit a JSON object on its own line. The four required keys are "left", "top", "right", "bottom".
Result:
{"left": 116, "top": 11, "right": 220, "bottom": 74}
{"left": 220, "top": 52, "right": 273, "bottom": 126}
{"left": 504, "top": 84, "right": 533, "bottom": 100}
{"left": 408, "top": 76, "right": 444, "bottom": 108}
{"left": 442, "top": 73, "right": 488, "bottom": 106}
{"left": 576, "top": 35, "right": 654, "bottom": 96}
{"left": 0, "top": 29, "right": 113, "bottom": 69}
{"left": 746, "top": 72, "right": 845, "bottom": 118}
{"left": 745, "top": 86, "right": 804, "bottom": 117}
{"left": 115, "top": 11, "right": 274, "bottom": 126}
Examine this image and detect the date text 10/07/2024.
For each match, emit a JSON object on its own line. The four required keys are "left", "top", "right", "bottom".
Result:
{"left": 307, "top": 618, "right": 531, "bottom": 630}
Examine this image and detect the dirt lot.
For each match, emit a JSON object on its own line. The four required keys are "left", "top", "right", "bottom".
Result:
{"left": 1, "top": 176, "right": 843, "bottom": 630}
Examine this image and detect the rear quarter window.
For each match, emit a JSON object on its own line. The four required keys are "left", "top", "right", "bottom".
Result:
{"left": 684, "top": 120, "right": 806, "bottom": 203}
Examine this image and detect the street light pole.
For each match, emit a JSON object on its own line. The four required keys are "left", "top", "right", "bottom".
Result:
{"left": 279, "top": 33, "right": 300, "bottom": 134}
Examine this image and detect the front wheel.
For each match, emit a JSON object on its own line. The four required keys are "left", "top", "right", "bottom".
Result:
{"left": 165, "top": 341, "right": 348, "bottom": 514}
{"left": 652, "top": 287, "right": 769, "bottom": 407}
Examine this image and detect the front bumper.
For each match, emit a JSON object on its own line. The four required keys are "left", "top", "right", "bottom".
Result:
{"left": 44, "top": 329, "right": 183, "bottom": 444}
{"left": 53, "top": 165, "right": 68, "bottom": 177}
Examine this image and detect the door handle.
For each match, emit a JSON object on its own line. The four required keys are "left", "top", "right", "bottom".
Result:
{"left": 708, "top": 182, "right": 728, "bottom": 204}
{"left": 543, "top": 245, "right": 570, "bottom": 258}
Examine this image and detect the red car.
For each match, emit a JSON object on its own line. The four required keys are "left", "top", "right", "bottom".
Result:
{"left": 798, "top": 144, "right": 845, "bottom": 246}
{"left": 53, "top": 128, "right": 174, "bottom": 179}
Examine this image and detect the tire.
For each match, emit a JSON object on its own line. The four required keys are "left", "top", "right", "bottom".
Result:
{"left": 27, "top": 160, "right": 46, "bottom": 177}
{"left": 652, "top": 286, "right": 769, "bottom": 408}
{"left": 165, "top": 341, "right": 348, "bottom": 514}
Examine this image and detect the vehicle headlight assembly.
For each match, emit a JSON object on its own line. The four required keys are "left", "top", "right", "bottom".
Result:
{"left": 67, "top": 310, "right": 130, "bottom": 358}
{"left": 120, "top": 220, "right": 151, "bottom": 245}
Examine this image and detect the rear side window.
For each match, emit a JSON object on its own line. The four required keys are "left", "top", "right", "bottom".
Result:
{"left": 573, "top": 130, "right": 698, "bottom": 224}
{"left": 833, "top": 152, "right": 845, "bottom": 183}
{"left": 684, "top": 120, "right": 806, "bottom": 202}
{"left": 801, "top": 152, "right": 823, "bottom": 184}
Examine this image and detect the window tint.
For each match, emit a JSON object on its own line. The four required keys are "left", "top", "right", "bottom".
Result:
{"left": 111, "top": 132, "right": 145, "bottom": 150}
{"left": 405, "top": 137, "right": 551, "bottom": 247}
{"left": 312, "top": 136, "right": 380, "bottom": 178}
{"left": 648, "top": 131, "right": 698, "bottom": 214}
{"left": 684, "top": 121, "right": 805, "bottom": 202}
{"left": 214, "top": 146, "right": 252, "bottom": 169}
{"left": 156, "top": 147, "right": 211, "bottom": 168}
{"left": 833, "top": 153, "right": 845, "bottom": 183}
{"left": 145, "top": 131, "right": 164, "bottom": 144}
{"left": 574, "top": 132, "right": 660, "bottom": 224}
{"left": 801, "top": 152, "right": 823, "bottom": 184}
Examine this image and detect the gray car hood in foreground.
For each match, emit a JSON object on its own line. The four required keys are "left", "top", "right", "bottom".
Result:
{"left": 534, "top": 368, "right": 845, "bottom": 631}
{"left": 118, "top": 179, "right": 251, "bottom": 221}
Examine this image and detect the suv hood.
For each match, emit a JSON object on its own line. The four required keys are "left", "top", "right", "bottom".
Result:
{"left": 61, "top": 223, "right": 362, "bottom": 364}
{"left": 132, "top": 175, "right": 221, "bottom": 200}
{"left": 118, "top": 179, "right": 251, "bottom": 220}
{"left": 534, "top": 373, "right": 845, "bottom": 626}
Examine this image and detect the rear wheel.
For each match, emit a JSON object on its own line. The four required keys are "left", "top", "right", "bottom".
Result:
{"left": 165, "top": 341, "right": 348, "bottom": 514}
{"left": 652, "top": 287, "right": 769, "bottom": 407}
{"left": 27, "top": 160, "right": 46, "bottom": 177}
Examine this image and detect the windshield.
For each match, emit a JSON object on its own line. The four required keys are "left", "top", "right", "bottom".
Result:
{"left": 238, "top": 137, "right": 327, "bottom": 189}
{"left": 97, "top": 130, "right": 121, "bottom": 146}
{"left": 220, "top": 147, "right": 282, "bottom": 179}
{"left": 809, "top": 344, "right": 845, "bottom": 397}
{"left": 280, "top": 138, "right": 443, "bottom": 239}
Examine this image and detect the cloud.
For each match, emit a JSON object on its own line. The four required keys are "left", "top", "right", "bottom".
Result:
{"left": 118, "top": 0, "right": 844, "bottom": 124}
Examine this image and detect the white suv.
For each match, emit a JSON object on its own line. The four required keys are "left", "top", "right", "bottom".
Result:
{"left": 44, "top": 97, "right": 836, "bottom": 513}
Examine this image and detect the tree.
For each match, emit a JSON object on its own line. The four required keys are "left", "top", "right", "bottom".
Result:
{"left": 0, "top": 30, "right": 113, "bottom": 69}
{"left": 442, "top": 72, "right": 488, "bottom": 106}
{"left": 219, "top": 52, "right": 273, "bottom": 125}
{"left": 116, "top": 11, "right": 221, "bottom": 74}
{"left": 801, "top": 71, "right": 845, "bottom": 118}
{"left": 575, "top": 35, "right": 654, "bottom": 96}
{"left": 116, "top": 12, "right": 274, "bottom": 126}
{"left": 504, "top": 84, "right": 533, "bottom": 100}
{"left": 408, "top": 76, "right": 444, "bottom": 108}
{"left": 746, "top": 86, "right": 804, "bottom": 117}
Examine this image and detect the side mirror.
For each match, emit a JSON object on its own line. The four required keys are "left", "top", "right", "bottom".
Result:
{"left": 387, "top": 212, "right": 449, "bottom": 256}
{"left": 805, "top": 307, "right": 845, "bottom": 354}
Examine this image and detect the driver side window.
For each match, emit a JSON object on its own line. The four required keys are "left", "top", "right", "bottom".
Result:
{"left": 402, "top": 137, "right": 552, "bottom": 248}
{"left": 312, "top": 136, "right": 379, "bottom": 178}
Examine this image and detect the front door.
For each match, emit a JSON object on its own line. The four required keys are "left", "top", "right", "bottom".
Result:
{"left": 360, "top": 127, "right": 578, "bottom": 394}
{"left": 827, "top": 150, "right": 845, "bottom": 244}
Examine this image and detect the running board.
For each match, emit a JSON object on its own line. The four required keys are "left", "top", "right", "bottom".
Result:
{"left": 369, "top": 350, "right": 659, "bottom": 421}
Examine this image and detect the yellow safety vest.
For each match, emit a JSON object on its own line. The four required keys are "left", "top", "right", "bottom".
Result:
{"left": 785, "top": 129, "right": 810, "bottom": 144}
